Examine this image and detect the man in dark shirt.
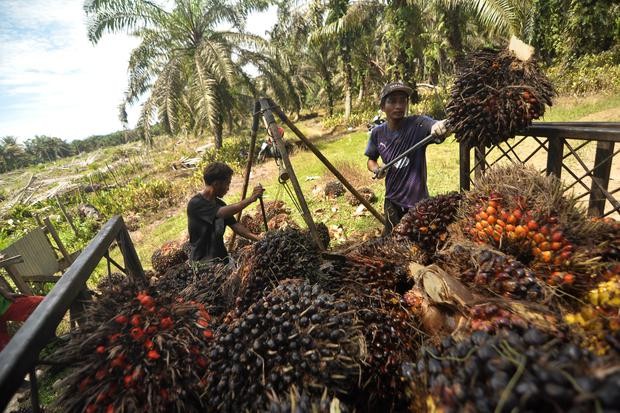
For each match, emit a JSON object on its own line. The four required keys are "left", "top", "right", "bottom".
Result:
{"left": 187, "top": 162, "right": 264, "bottom": 263}
{"left": 365, "top": 81, "right": 449, "bottom": 234}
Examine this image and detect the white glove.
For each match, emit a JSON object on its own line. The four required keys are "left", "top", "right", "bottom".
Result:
{"left": 430, "top": 119, "right": 449, "bottom": 143}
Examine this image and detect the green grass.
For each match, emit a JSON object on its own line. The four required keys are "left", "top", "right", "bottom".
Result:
{"left": 544, "top": 93, "right": 620, "bottom": 121}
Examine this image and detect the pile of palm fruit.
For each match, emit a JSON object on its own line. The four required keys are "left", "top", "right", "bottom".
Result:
{"left": 52, "top": 159, "right": 620, "bottom": 412}
{"left": 446, "top": 37, "right": 556, "bottom": 147}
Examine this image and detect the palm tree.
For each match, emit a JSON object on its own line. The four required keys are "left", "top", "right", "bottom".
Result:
{"left": 85, "top": 0, "right": 272, "bottom": 148}
{"left": 0, "top": 137, "right": 28, "bottom": 171}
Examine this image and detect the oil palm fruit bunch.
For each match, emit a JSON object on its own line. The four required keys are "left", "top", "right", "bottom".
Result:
{"left": 447, "top": 244, "right": 543, "bottom": 300}
{"left": 351, "top": 236, "right": 424, "bottom": 268}
{"left": 151, "top": 240, "right": 188, "bottom": 275}
{"left": 393, "top": 192, "right": 462, "bottom": 256}
{"left": 446, "top": 40, "right": 555, "bottom": 148}
{"left": 154, "top": 262, "right": 195, "bottom": 295}
{"left": 324, "top": 180, "right": 345, "bottom": 198}
{"left": 346, "top": 288, "right": 422, "bottom": 411}
{"left": 468, "top": 303, "right": 529, "bottom": 333}
{"left": 417, "top": 328, "right": 620, "bottom": 413}
{"left": 261, "top": 199, "right": 290, "bottom": 220}
{"left": 345, "top": 187, "right": 377, "bottom": 206}
{"left": 565, "top": 276, "right": 620, "bottom": 355}
{"left": 236, "top": 229, "right": 321, "bottom": 312}
{"left": 54, "top": 280, "right": 214, "bottom": 413}
{"left": 205, "top": 280, "right": 364, "bottom": 411}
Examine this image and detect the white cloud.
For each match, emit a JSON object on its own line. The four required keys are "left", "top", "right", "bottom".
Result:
{"left": 0, "top": 1, "right": 277, "bottom": 143}
{"left": 0, "top": 0, "right": 139, "bottom": 142}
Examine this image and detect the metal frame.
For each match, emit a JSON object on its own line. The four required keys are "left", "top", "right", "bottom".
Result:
{"left": 0, "top": 215, "right": 144, "bottom": 411}
{"left": 459, "top": 122, "right": 620, "bottom": 217}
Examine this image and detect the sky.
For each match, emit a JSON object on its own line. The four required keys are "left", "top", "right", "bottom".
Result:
{"left": 0, "top": 0, "right": 278, "bottom": 143}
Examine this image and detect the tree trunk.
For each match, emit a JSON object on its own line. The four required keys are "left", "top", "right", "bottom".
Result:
{"left": 343, "top": 46, "right": 352, "bottom": 120}
{"left": 214, "top": 114, "right": 223, "bottom": 149}
{"left": 356, "top": 76, "right": 364, "bottom": 105}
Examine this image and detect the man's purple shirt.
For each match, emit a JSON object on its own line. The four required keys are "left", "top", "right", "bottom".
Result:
{"left": 365, "top": 115, "right": 436, "bottom": 208}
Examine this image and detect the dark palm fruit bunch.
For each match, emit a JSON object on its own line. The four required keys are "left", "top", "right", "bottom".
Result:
{"left": 393, "top": 192, "right": 462, "bottom": 256}
{"left": 416, "top": 328, "right": 620, "bottom": 413}
{"left": 344, "top": 288, "right": 422, "bottom": 411}
{"left": 54, "top": 281, "right": 214, "bottom": 413}
{"left": 351, "top": 236, "right": 422, "bottom": 268}
{"left": 446, "top": 46, "right": 555, "bottom": 148}
{"left": 324, "top": 180, "right": 345, "bottom": 199}
{"left": 151, "top": 240, "right": 188, "bottom": 275}
{"left": 265, "top": 385, "right": 352, "bottom": 413}
{"left": 154, "top": 262, "right": 195, "bottom": 295}
{"left": 468, "top": 303, "right": 529, "bottom": 333}
{"left": 238, "top": 229, "right": 321, "bottom": 311}
{"left": 205, "top": 280, "right": 364, "bottom": 412}
{"left": 456, "top": 246, "right": 543, "bottom": 300}
{"left": 182, "top": 261, "right": 236, "bottom": 321}
{"left": 96, "top": 272, "right": 129, "bottom": 293}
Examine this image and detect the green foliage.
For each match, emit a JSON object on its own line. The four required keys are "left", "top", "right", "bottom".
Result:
{"left": 548, "top": 51, "right": 620, "bottom": 96}
{"left": 195, "top": 137, "right": 250, "bottom": 177}
{"left": 0, "top": 204, "right": 38, "bottom": 249}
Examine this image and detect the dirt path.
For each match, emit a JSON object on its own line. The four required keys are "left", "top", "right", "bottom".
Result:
{"left": 576, "top": 106, "right": 620, "bottom": 122}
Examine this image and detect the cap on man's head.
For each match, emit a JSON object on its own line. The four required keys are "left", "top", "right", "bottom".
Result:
{"left": 380, "top": 81, "right": 413, "bottom": 105}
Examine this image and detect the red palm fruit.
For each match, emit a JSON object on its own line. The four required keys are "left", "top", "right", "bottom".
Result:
{"left": 114, "top": 315, "right": 128, "bottom": 324}
{"left": 147, "top": 350, "right": 160, "bottom": 360}
{"left": 505, "top": 224, "right": 515, "bottom": 233}
{"left": 539, "top": 241, "right": 551, "bottom": 251}
{"left": 507, "top": 214, "right": 518, "bottom": 225}
{"left": 78, "top": 377, "right": 92, "bottom": 392}
{"left": 496, "top": 219, "right": 506, "bottom": 227}
{"left": 96, "top": 345, "right": 106, "bottom": 355}
{"left": 533, "top": 233, "right": 546, "bottom": 244}
{"left": 550, "top": 241, "right": 562, "bottom": 251}
{"left": 480, "top": 211, "right": 489, "bottom": 220}
{"left": 160, "top": 317, "right": 174, "bottom": 330}
{"left": 540, "top": 225, "right": 550, "bottom": 236}
{"left": 551, "top": 231, "right": 563, "bottom": 242}
{"left": 86, "top": 404, "right": 97, "bottom": 413}
{"left": 540, "top": 251, "right": 553, "bottom": 263}
{"left": 486, "top": 206, "right": 497, "bottom": 216}
{"left": 203, "top": 329, "right": 213, "bottom": 339}
{"left": 527, "top": 220, "right": 539, "bottom": 231}
{"left": 563, "top": 273, "right": 575, "bottom": 285}
{"left": 514, "top": 225, "right": 527, "bottom": 238}
{"left": 130, "top": 327, "right": 144, "bottom": 341}
{"left": 95, "top": 368, "right": 107, "bottom": 381}
{"left": 146, "top": 326, "right": 157, "bottom": 335}
{"left": 144, "top": 339, "right": 154, "bottom": 350}
{"left": 130, "top": 315, "right": 141, "bottom": 327}
{"left": 111, "top": 355, "right": 126, "bottom": 369}
{"left": 109, "top": 333, "right": 121, "bottom": 343}
{"left": 487, "top": 215, "right": 497, "bottom": 225}
{"left": 106, "top": 404, "right": 115, "bottom": 413}
{"left": 513, "top": 209, "right": 523, "bottom": 220}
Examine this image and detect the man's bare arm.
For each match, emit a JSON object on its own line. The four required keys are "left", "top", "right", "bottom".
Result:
{"left": 230, "top": 222, "right": 260, "bottom": 242}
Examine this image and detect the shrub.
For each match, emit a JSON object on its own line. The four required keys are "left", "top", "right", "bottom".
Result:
{"left": 548, "top": 50, "right": 620, "bottom": 96}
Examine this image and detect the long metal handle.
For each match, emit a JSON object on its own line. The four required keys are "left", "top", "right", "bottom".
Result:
{"left": 373, "top": 133, "right": 436, "bottom": 179}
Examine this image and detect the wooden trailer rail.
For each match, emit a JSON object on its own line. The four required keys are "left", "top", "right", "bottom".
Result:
{"left": 459, "top": 122, "right": 620, "bottom": 217}
{"left": 0, "top": 216, "right": 144, "bottom": 411}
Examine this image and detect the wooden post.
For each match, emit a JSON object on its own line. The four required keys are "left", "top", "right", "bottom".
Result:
{"left": 270, "top": 99, "right": 386, "bottom": 226}
{"left": 546, "top": 136, "right": 565, "bottom": 178}
{"left": 55, "top": 196, "right": 78, "bottom": 237}
{"left": 116, "top": 218, "right": 145, "bottom": 280}
{"left": 29, "top": 366, "right": 41, "bottom": 413}
{"left": 588, "top": 140, "right": 615, "bottom": 217}
{"left": 259, "top": 98, "right": 325, "bottom": 250}
{"left": 474, "top": 144, "right": 486, "bottom": 180}
{"left": 43, "top": 217, "right": 73, "bottom": 265}
{"left": 459, "top": 141, "right": 471, "bottom": 191}
{"left": 228, "top": 101, "right": 261, "bottom": 250}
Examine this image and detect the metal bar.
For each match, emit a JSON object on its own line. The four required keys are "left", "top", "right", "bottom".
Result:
{"left": 104, "top": 252, "right": 126, "bottom": 273}
{"left": 259, "top": 197, "right": 269, "bottom": 232}
{"left": 270, "top": 99, "right": 387, "bottom": 226}
{"left": 259, "top": 98, "right": 325, "bottom": 249}
{"left": 116, "top": 219, "right": 145, "bottom": 281}
{"left": 375, "top": 134, "right": 436, "bottom": 176}
{"left": 589, "top": 141, "right": 616, "bottom": 217}
{"left": 30, "top": 366, "right": 40, "bottom": 413}
{"left": 546, "top": 136, "right": 565, "bottom": 178}
{"left": 229, "top": 101, "right": 262, "bottom": 250}
{"left": 459, "top": 141, "right": 470, "bottom": 191}
{"left": 474, "top": 145, "right": 486, "bottom": 179}
{"left": 0, "top": 216, "right": 124, "bottom": 410}
{"left": 524, "top": 126, "right": 620, "bottom": 142}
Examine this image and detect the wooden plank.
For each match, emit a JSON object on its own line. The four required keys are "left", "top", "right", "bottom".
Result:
{"left": 3, "top": 264, "right": 33, "bottom": 295}
{"left": 546, "top": 136, "right": 564, "bottom": 178}
{"left": 588, "top": 141, "right": 616, "bottom": 217}
{"left": 474, "top": 144, "right": 486, "bottom": 180}
{"left": 116, "top": 220, "right": 145, "bottom": 281}
{"left": 1, "top": 228, "right": 59, "bottom": 278}
{"left": 459, "top": 141, "right": 470, "bottom": 191}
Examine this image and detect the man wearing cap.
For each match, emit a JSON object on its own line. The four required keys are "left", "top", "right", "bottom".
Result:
{"left": 365, "top": 81, "right": 449, "bottom": 234}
